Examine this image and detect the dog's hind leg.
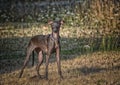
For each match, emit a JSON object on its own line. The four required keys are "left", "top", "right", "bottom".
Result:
{"left": 19, "top": 43, "right": 35, "bottom": 78}
{"left": 36, "top": 51, "right": 43, "bottom": 78}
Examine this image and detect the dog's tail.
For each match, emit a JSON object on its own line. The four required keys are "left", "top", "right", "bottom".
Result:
{"left": 32, "top": 51, "right": 34, "bottom": 66}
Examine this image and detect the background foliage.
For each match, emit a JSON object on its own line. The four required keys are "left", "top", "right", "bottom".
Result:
{"left": 0, "top": 0, "right": 120, "bottom": 58}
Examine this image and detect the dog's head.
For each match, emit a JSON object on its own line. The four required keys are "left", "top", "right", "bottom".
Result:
{"left": 49, "top": 19, "right": 63, "bottom": 33}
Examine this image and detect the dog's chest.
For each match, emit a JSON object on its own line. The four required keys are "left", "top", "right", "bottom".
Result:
{"left": 47, "top": 39, "right": 56, "bottom": 53}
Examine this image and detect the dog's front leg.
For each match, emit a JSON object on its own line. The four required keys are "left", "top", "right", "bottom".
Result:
{"left": 45, "top": 53, "right": 50, "bottom": 80}
{"left": 56, "top": 46, "right": 63, "bottom": 79}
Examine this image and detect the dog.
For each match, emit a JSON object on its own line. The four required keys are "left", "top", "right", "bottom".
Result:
{"left": 19, "top": 19, "right": 63, "bottom": 80}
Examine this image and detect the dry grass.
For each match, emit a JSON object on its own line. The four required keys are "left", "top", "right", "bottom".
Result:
{"left": 0, "top": 51, "right": 120, "bottom": 85}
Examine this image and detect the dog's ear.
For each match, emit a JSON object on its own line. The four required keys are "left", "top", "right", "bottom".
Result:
{"left": 60, "top": 20, "right": 64, "bottom": 24}
{"left": 48, "top": 20, "right": 53, "bottom": 25}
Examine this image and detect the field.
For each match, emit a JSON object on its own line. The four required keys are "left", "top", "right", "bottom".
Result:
{"left": 0, "top": 20, "right": 120, "bottom": 85}
{"left": 0, "top": 23, "right": 120, "bottom": 85}
{"left": 0, "top": 51, "right": 120, "bottom": 85}
{"left": 0, "top": 0, "right": 120, "bottom": 85}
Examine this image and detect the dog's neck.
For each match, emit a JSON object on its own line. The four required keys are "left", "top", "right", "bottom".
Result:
{"left": 50, "top": 32, "right": 60, "bottom": 48}
{"left": 51, "top": 32, "right": 59, "bottom": 40}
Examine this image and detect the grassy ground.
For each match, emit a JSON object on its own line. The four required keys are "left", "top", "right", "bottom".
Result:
{"left": 0, "top": 51, "right": 120, "bottom": 85}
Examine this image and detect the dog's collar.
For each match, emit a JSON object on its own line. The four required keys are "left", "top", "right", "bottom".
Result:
{"left": 49, "top": 34, "right": 60, "bottom": 41}
{"left": 49, "top": 34, "right": 54, "bottom": 41}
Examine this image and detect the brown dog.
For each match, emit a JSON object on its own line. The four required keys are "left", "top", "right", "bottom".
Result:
{"left": 19, "top": 20, "right": 63, "bottom": 79}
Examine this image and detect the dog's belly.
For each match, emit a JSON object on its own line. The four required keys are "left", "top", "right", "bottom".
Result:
{"left": 31, "top": 34, "right": 57, "bottom": 54}
{"left": 35, "top": 46, "right": 48, "bottom": 54}
{"left": 35, "top": 45, "right": 56, "bottom": 55}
